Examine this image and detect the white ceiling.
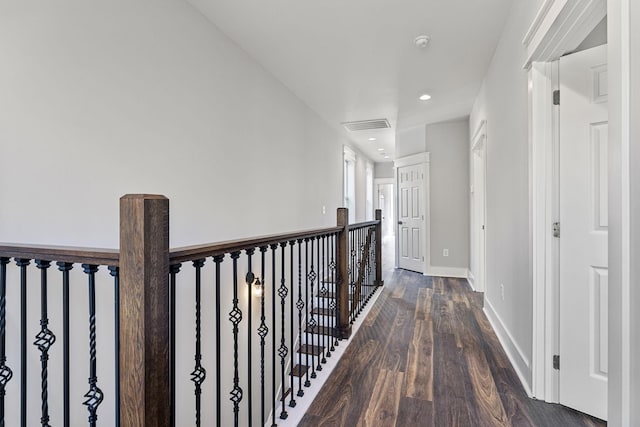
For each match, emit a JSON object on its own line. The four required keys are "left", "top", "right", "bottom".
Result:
{"left": 187, "top": 0, "right": 513, "bottom": 161}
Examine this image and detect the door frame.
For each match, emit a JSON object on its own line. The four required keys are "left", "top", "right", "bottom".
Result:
{"left": 394, "top": 152, "right": 430, "bottom": 274}
{"left": 525, "top": 0, "right": 607, "bottom": 403}
{"left": 374, "top": 177, "right": 396, "bottom": 261}
{"left": 470, "top": 120, "right": 487, "bottom": 292}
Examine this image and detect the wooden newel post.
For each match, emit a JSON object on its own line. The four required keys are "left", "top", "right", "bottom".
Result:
{"left": 336, "top": 208, "right": 352, "bottom": 339}
{"left": 375, "top": 209, "right": 384, "bottom": 287}
{"left": 119, "top": 194, "right": 170, "bottom": 426}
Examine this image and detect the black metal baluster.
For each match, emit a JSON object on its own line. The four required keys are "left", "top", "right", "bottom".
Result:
{"left": 295, "top": 240, "right": 304, "bottom": 396}
{"left": 168, "top": 263, "right": 180, "bottom": 427}
{"left": 34, "top": 260, "right": 55, "bottom": 427}
{"left": 303, "top": 239, "right": 310, "bottom": 388}
{"left": 308, "top": 238, "right": 317, "bottom": 379}
{"left": 277, "top": 243, "right": 288, "bottom": 420}
{"left": 270, "top": 243, "right": 277, "bottom": 427}
{"left": 320, "top": 236, "right": 327, "bottom": 364}
{"left": 229, "top": 252, "right": 243, "bottom": 426}
{"left": 108, "top": 266, "right": 120, "bottom": 427}
{"left": 0, "top": 257, "right": 13, "bottom": 427}
{"left": 191, "top": 259, "right": 206, "bottom": 427}
{"left": 311, "top": 237, "right": 324, "bottom": 371}
{"left": 213, "top": 255, "right": 224, "bottom": 427}
{"left": 287, "top": 241, "right": 296, "bottom": 408}
{"left": 324, "top": 236, "right": 333, "bottom": 358}
{"left": 350, "top": 230, "right": 356, "bottom": 324}
{"left": 330, "top": 235, "right": 338, "bottom": 348}
{"left": 245, "top": 249, "right": 254, "bottom": 426}
{"left": 81, "top": 264, "right": 103, "bottom": 427}
{"left": 257, "top": 247, "right": 268, "bottom": 427}
{"left": 56, "top": 262, "right": 72, "bottom": 427}
{"left": 16, "top": 258, "right": 29, "bottom": 427}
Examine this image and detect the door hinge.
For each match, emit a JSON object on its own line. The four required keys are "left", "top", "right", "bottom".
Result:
{"left": 553, "top": 90, "right": 560, "bottom": 105}
{"left": 553, "top": 222, "right": 560, "bottom": 238}
{"left": 553, "top": 355, "right": 560, "bottom": 370}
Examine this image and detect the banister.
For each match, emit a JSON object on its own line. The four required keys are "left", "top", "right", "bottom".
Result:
{"left": 169, "top": 226, "right": 343, "bottom": 263}
{"left": 0, "top": 243, "right": 119, "bottom": 266}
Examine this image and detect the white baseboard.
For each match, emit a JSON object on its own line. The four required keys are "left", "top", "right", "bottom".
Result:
{"left": 424, "top": 266, "right": 469, "bottom": 279}
{"left": 483, "top": 298, "right": 532, "bottom": 397}
{"left": 467, "top": 271, "right": 476, "bottom": 291}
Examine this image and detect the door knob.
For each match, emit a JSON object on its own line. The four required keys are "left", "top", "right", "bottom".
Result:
{"left": 398, "top": 221, "right": 403, "bottom": 225}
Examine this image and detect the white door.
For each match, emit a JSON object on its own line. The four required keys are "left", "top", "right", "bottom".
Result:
{"left": 397, "top": 164, "right": 424, "bottom": 273}
{"left": 559, "top": 44, "right": 608, "bottom": 420}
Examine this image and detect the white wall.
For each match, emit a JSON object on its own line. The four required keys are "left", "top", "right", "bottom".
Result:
{"left": 469, "top": 0, "right": 545, "bottom": 389}
{"left": 0, "top": 1, "right": 371, "bottom": 425}
{"left": 425, "top": 119, "right": 470, "bottom": 270}
{"left": 374, "top": 161, "right": 394, "bottom": 179}
{"left": 395, "top": 125, "right": 426, "bottom": 158}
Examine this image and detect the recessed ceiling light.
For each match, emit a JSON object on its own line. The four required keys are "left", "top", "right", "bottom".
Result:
{"left": 384, "top": 155, "right": 390, "bottom": 159}
{"left": 419, "top": 93, "right": 432, "bottom": 101}
{"left": 414, "top": 35, "right": 430, "bottom": 49}
{"left": 377, "top": 148, "right": 384, "bottom": 151}
{"left": 368, "top": 137, "right": 377, "bottom": 141}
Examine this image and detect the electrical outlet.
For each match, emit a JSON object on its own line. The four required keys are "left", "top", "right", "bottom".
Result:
{"left": 443, "top": 249, "right": 449, "bottom": 257}
{"left": 500, "top": 283, "right": 505, "bottom": 300}
{"left": 322, "top": 205, "right": 326, "bottom": 215}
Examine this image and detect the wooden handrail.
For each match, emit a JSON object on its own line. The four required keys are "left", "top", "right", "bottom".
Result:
{"left": 169, "top": 226, "right": 343, "bottom": 264}
{"left": 0, "top": 243, "right": 119, "bottom": 266}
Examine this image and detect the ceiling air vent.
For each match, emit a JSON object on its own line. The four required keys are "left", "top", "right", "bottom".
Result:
{"left": 341, "top": 119, "right": 391, "bottom": 132}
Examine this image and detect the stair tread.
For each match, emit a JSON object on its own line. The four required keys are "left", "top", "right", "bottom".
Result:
{"left": 298, "top": 344, "right": 325, "bottom": 356}
{"left": 290, "top": 364, "right": 309, "bottom": 377}
{"left": 305, "top": 325, "right": 334, "bottom": 336}
{"left": 311, "top": 307, "right": 334, "bottom": 316}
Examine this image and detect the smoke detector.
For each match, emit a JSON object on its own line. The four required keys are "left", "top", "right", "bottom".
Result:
{"left": 414, "top": 35, "right": 430, "bottom": 49}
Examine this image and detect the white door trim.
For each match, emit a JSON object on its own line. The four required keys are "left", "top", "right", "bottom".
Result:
{"left": 394, "top": 153, "right": 430, "bottom": 274}
{"left": 526, "top": 0, "right": 606, "bottom": 403}
{"left": 470, "top": 120, "right": 487, "bottom": 292}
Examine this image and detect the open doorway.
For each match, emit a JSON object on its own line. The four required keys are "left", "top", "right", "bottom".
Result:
{"left": 374, "top": 178, "right": 395, "bottom": 270}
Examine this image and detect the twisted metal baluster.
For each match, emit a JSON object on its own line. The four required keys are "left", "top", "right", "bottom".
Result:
{"left": 81, "top": 264, "right": 103, "bottom": 427}
{"left": 287, "top": 241, "right": 296, "bottom": 408}
{"left": 229, "top": 252, "right": 243, "bottom": 426}
{"left": 320, "top": 236, "right": 328, "bottom": 364}
{"left": 191, "top": 259, "right": 206, "bottom": 427}
{"left": 257, "top": 247, "right": 268, "bottom": 427}
{"left": 34, "top": 260, "right": 55, "bottom": 427}
{"left": 277, "top": 242, "right": 288, "bottom": 420}
{"left": 56, "top": 262, "right": 73, "bottom": 427}
{"left": 295, "top": 239, "right": 304, "bottom": 396}
{"left": 329, "top": 235, "right": 339, "bottom": 348}
{"left": 0, "top": 258, "right": 13, "bottom": 427}
{"left": 315, "top": 237, "right": 323, "bottom": 372}
{"left": 308, "top": 238, "right": 317, "bottom": 379}
{"left": 303, "top": 239, "right": 310, "bottom": 388}
{"left": 16, "top": 258, "right": 30, "bottom": 427}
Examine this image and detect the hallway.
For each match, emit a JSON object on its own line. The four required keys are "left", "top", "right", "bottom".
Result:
{"left": 299, "top": 268, "right": 605, "bottom": 426}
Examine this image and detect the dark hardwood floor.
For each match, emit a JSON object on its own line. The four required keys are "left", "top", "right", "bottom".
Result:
{"left": 299, "top": 266, "right": 606, "bottom": 427}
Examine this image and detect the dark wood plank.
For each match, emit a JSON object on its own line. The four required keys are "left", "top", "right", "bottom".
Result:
{"left": 404, "top": 319, "right": 433, "bottom": 401}
{"left": 396, "top": 396, "right": 434, "bottom": 427}
{"left": 360, "top": 369, "right": 403, "bottom": 427}
{"left": 433, "top": 332, "right": 473, "bottom": 426}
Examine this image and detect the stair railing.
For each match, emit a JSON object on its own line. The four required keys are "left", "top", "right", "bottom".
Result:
{"left": 0, "top": 195, "right": 383, "bottom": 426}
